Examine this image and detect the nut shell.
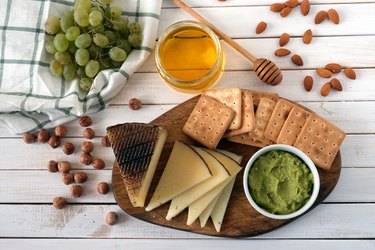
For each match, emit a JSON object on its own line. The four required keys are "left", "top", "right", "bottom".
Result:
{"left": 97, "top": 182, "right": 110, "bottom": 194}
{"left": 83, "top": 128, "right": 95, "bottom": 139}
{"left": 48, "top": 160, "right": 58, "bottom": 173}
{"left": 53, "top": 197, "right": 67, "bottom": 209}
{"left": 81, "top": 141, "right": 94, "bottom": 154}
{"left": 62, "top": 142, "right": 75, "bottom": 155}
{"left": 106, "top": 211, "right": 118, "bottom": 225}
{"left": 58, "top": 161, "right": 71, "bottom": 173}
{"left": 22, "top": 133, "right": 35, "bottom": 144}
{"left": 61, "top": 173, "right": 75, "bottom": 185}
{"left": 55, "top": 125, "right": 67, "bottom": 137}
{"left": 48, "top": 135, "right": 60, "bottom": 149}
{"left": 93, "top": 158, "right": 106, "bottom": 169}
{"left": 37, "top": 130, "right": 50, "bottom": 143}
{"left": 128, "top": 98, "right": 142, "bottom": 110}
{"left": 79, "top": 116, "right": 93, "bottom": 127}
{"left": 101, "top": 136, "right": 111, "bottom": 147}
{"left": 70, "top": 185, "right": 83, "bottom": 198}
{"left": 80, "top": 153, "right": 93, "bottom": 165}
{"left": 74, "top": 172, "right": 88, "bottom": 183}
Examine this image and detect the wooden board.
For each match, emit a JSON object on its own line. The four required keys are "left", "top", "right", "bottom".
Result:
{"left": 112, "top": 95, "right": 341, "bottom": 237}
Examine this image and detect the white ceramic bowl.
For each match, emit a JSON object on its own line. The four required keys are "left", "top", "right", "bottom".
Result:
{"left": 243, "top": 144, "right": 320, "bottom": 220}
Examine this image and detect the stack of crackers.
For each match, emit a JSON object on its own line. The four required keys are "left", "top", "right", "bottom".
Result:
{"left": 182, "top": 88, "right": 346, "bottom": 170}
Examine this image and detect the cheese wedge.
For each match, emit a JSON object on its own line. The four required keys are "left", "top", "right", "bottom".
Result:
{"left": 166, "top": 147, "right": 231, "bottom": 220}
{"left": 216, "top": 149, "right": 243, "bottom": 164}
{"left": 199, "top": 194, "right": 220, "bottom": 227}
{"left": 145, "top": 141, "right": 211, "bottom": 211}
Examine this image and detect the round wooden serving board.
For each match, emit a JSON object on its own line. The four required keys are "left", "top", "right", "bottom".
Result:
{"left": 112, "top": 95, "right": 341, "bottom": 237}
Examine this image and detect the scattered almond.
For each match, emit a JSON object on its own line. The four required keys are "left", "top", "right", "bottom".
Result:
{"left": 300, "top": 0, "right": 310, "bottom": 16}
{"left": 304, "top": 76, "right": 313, "bottom": 92}
{"left": 270, "top": 3, "right": 285, "bottom": 12}
{"left": 279, "top": 33, "right": 290, "bottom": 47}
{"left": 330, "top": 78, "right": 343, "bottom": 91}
{"left": 315, "top": 10, "right": 328, "bottom": 24}
{"left": 320, "top": 82, "right": 331, "bottom": 97}
{"left": 284, "top": 0, "right": 298, "bottom": 8}
{"left": 275, "top": 48, "right": 291, "bottom": 57}
{"left": 256, "top": 21, "right": 267, "bottom": 34}
{"left": 302, "top": 29, "right": 312, "bottom": 44}
{"left": 328, "top": 8, "right": 340, "bottom": 24}
{"left": 291, "top": 54, "right": 304, "bottom": 66}
{"left": 325, "top": 63, "right": 342, "bottom": 73}
{"left": 316, "top": 68, "right": 332, "bottom": 78}
{"left": 344, "top": 67, "right": 356, "bottom": 80}
{"left": 280, "top": 6, "right": 292, "bottom": 17}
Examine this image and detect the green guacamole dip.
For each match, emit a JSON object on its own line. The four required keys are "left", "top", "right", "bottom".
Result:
{"left": 248, "top": 150, "right": 314, "bottom": 215}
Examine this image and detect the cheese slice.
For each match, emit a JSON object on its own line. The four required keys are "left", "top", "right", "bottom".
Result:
{"left": 145, "top": 141, "right": 212, "bottom": 211}
{"left": 199, "top": 194, "right": 220, "bottom": 227}
{"left": 216, "top": 149, "right": 243, "bottom": 164}
{"left": 166, "top": 147, "right": 231, "bottom": 220}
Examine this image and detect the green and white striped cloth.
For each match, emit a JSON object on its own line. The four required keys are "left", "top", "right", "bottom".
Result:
{"left": 0, "top": 0, "right": 162, "bottom": 134}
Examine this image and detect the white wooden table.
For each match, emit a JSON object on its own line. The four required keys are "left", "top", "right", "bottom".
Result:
{"left": 1, "top": 0, "right": 375, "bottom": 249}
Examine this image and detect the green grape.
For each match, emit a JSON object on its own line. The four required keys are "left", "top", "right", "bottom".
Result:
{"left": 128, "top": 22, "right": 141, "bottom": 34}
{"left": 93, "top": 33, "right": 109, "bottom": 48}
{"left": 112, "top": 17, "right": 128, "bottom": 31}
{"left": 75, "top": 48, "right": 90, "bottom": 66}
{"left": 111, "top": 59, "right": 122, "bottom": 68}
{"left": 65, "top": 26, "right": 81, "bottom": 41}
{"left": 85, "top": 60, "right": 100, "bottom": 77}
{"left": 87, "top": 24, "right": 105, "bottom": 33}
{"left": 99, "top": 57, "right": 111, "bottom": 70}
{"left": 75, "top": 33, "right": 92, "bottom": 49}
{"left": 128, "top": 33, "right": 141, "bottom": 47}
{"left": 74, "top": 9, "right": 90, "bottom": 27}
{"left": 98, "top": 0, "right": 113, "bottom": 4}
{"left": 63, "top": 63, "right": 76, "bottom": 81}
{"left": 107, "top": 6, "right": 122, "bottom": 19}
{"left": 68, "top": 41, "right": 78, "bottom": 54}
{"left": 109, "top": 47, "right": 126, "bottom": 62}
{"left": 87, "top": 44, "right": 100, "bottom": 58}
{"left": 116, "top": 39, "right": 132, "bottom": 54}
{"left": 49, "top": 60, "right": 63, "bottom": 76}
{"left": 76, "top": 66, "right": 85, "bottom": 78}
{"left": 74, "top": 0, "right": 91, "bottom": 12}
{"left": 104, "top": 30, "right": 117, "bottom": 44}
{"left": 79, "top": 77, "right": 93, "bottom": 92}
{"left": 45, "top": 15, "right": 60, "bottom": 35}
{"left": 89, "top": 10, "right": 103, "bottom": 27}
{"left": 45, "top": 40, "right": 57, "bottom": 54}
{"left": 54, "top": 34, "right": 69, "bottom": 52}
{"left": 117, "top": 27, "right": 130, "bottom": 38}
{"left": 54, "top": 51, "right": 71, "bottom": 65}
{"left": 60, "top": 11, "right": 74, "bottom": 32}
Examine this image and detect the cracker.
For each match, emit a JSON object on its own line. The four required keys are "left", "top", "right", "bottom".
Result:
{"left": 182, "top": 95, "right": 235, "bottom": 149}
{"left": 277, "top": 105, "right": 310, "bottom": 145}
{"left": 203, "top": 88, "right": 242, "bottom": 130}
{"left": 264, "top": 99, "right": 294, "bottom": 142}
{"left": 223, "top": 89, "right": 255, "bottom": 137}
{"left": 251, "top": 90, "right": 280, "bottom": 106}
{"left": 227, "top": 133, "right": 267, "bottom": 148}
{"left": 294, "top": 114, "right": 346, "bottom": 170}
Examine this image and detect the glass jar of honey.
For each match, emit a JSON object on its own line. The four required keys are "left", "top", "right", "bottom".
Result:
{"left": 155, "top": 20, "right": 224, "bottom": 94}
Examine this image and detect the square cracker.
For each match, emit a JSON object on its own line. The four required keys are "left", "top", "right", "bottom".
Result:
{"left": 294, "top": 114, "right": 346, "bottom": 170}
{"left": 203, "top": 88, "right": 242, "bottom": 130}
{"left": 251, "top": 90, "right": 279, "bottom": 106}
{"left": 264, "top": 99, "right": 294, "bottom": 142}
{"left": 223, "top": 89, "right": 255, "bottom": 137}
{"left": 183, "top": 95, "right": 235, "bottom": 149}
{"left": 277, "top": 105, "right": 310, "bottom": 145}
{"left": 227, "top": 133, "right": 267, "bottom": 148}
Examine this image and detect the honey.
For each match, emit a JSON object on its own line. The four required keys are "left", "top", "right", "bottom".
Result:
{"left": 155, "top": 21, "right": 223, "bottom": 93}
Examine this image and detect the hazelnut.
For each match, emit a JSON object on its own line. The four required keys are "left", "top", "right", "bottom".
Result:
{"left": 37, "top": 129, "right": 50, "bottom": 143}
{"left": 79, "top": 116, "right": 93, "bottom": 127}
{"left": 101, "top": 136, "right": 111, "bottom": 147}
{"left": 22, "top": 132, "right": 35, "bottom": 144}
{"left": 83, "top": 128, "right": 95, "bottom": 139}
{"left": 106, "top": 211, "right": 118, "bottom": 225}
{"left": 48, "top": 135, "right": 60, "bottom": 149}
{"left": 62, "top": 142, "right": 75, "bottom": 155}
{"left": 80, "top": 153, "right": 93, "bottom": 165}
{"left": 47, "top": 160, "right": 58, "bottom": 173}
{"left": 55, "top": 125, "right": 67, "bottom": 137}
{"left": 128, "top": 98, "right": 142, "bottom": 110}
{"left": 81, "top": 141, "right": 94, "bottom": 154}
{"left": 70, "top": 185, "right": 83, "bottom": 198}
{"left": 74, "top": 172, "right": 88, "bottom": 183}
{"left": 58, "top": 161, "right": 71, "bottom": 173}
{"left": 52, "top": 197, "right": 67, "bottom": 209}
{"left": 61, "top": 173, "right": 74, "bottom": 185}
{"left": 97, "top": 182, "right": 109, "bottom": 194}
{"left": 93, "top": 158, "right": 105, "bottom": 169}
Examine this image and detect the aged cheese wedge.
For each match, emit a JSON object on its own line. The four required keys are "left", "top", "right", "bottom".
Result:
{"left": 106, "top": 123, "right": 167, "bottom": 207}
{"left": 145, "top": 141, "right": 212, "bottom": 211}
{"left": 216, "top": 149, "right": 243, "bottom": 164}
{"left": 166, "top": 147, "right": 231, "bottom": 220}
{"left": 199, "top": 194, "right": 220, "bottom": 227}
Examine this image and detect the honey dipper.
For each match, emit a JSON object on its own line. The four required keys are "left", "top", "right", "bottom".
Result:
{"left": 172, "top": 0, "right": 283, "bottom": 86}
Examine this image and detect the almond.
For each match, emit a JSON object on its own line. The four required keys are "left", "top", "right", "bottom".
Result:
{"left": 321, "top": 82, "right": 331, "bottom": 97}
{"left": 270, "top": 3, "right": 285, "bottom": 12}
{"left": 284, "top": 0, "right": 298, "bottom": 8}
{"left": 275, "top": 48, "right": 291, "bottom": 57}
{"left": 300, "top": 0, "right": 310, "bottom": 16}
{"left": 279, "top": 33, "right": 290, "bottom": 47}
{"left": 344, "top": 67, "right": 356, "bottom": 80}
{"left": 325, "top": 63, "right": 342, "bottom": 73}
{"left": 291, "top": 54, "right": 303, "bottom": 66}
{"left": 328, "top": 8, "right": 340, "bottom": 24}
{"left": 315, "top": 10, "right": 328, "bottom": 24}
{"left": 330, "top": 78, "right": 343, "bottom": 91}
{"left": 255, "top": 21, "right": 267, "bottom": 34}
{"left": 280, "top": 6, "right": 292, "bottom": 17}
{"left": 302, "top": 29, "right": 312, "bottom": 44}
{"left": 304, "top": 76, "right": 313, "bottom": 92}
{"left": 316, "top": 68, "right": 333, "bottom": 78}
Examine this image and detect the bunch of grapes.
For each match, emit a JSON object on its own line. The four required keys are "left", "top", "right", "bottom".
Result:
{"left": 44, "top": 0, "right": 142, "bottom": 92}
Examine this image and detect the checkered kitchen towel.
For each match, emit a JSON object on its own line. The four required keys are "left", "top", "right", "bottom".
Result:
{"left": 0, "top": 0, "right": 162, "bottom": 134}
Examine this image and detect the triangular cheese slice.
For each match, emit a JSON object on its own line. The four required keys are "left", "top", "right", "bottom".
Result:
{"left": 199, "top": 194, "right": 220, "bottom": 227}
{"left": 216, "top": 149, "right": 243, "bottom": 164}
{"left": 145, "top": 141, "right": 212, "bottom": 211}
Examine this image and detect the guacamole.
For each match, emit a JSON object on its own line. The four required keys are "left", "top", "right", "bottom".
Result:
{"left": 248, "top": 150, "right": 314, "bottom": 215}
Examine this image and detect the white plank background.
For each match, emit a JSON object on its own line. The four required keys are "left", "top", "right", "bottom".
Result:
{"left": 1, "top": 0, "right": 375, "bottom": 249}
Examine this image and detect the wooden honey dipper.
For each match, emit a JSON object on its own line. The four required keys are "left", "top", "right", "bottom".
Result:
{"left": 172, "top": 0, "right": 283, "bottom": 86}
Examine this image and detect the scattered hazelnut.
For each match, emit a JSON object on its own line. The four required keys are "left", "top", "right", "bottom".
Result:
{"left": 55, "top": 125, "right": 67, "bottom": 137}
{"left": 48, "top": 135, "right": 60, "bottom": 149}
{"left": 79, "top": 116, "right": 93, "bottom": 127}
{"left": 58, "top": 161, "right": 71, "bottom": 173}
{"left": 128, "top": 98, "right": 142, "bottom": 110}
{"left": 22, "top": 132, "right": 35, "bottom": 144}
{"left": 61, "top": 173, "right": 75, "bottom": 185}
{"left": 97, "top": 182, "right": 109, "bottom": 194}
{"left": 74, "top": 172, "right": 88, "bottom": 183}
{"left": 37, "top": 129, "right": 50, "bottom": 143}
{"left": 62, "top": 142, "right": 75, "bottom": 155}
{"left": 101, "top": 136, "right": 111, "bottom": 147}
{"left": 93, "top": 158, "right": 105, "bottom": 169}
{"left": 80, "top": 153, "right": 93, "bottom": 165}
{"left": 83, "top": 128, "right": 95, "bottom": 139}
{"left": 52, "top": 197, "right": 67, "bottom": 209}
{"left": 106, "top": 211, "right": 118, "bottom": 225}
{"left": 81, "top": 141, "right": 94, "bottom": 154}
{"left": 47, "top": 160, "right": 58, "bottom": 173}
{"left": 70, "top": 185, "right": 83, "bottom": 198}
